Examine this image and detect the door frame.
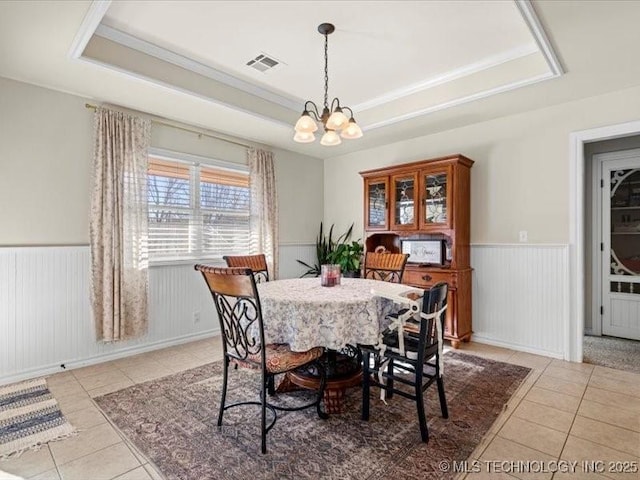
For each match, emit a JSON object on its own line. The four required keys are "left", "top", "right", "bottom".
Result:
{"left": 590, "top": 152, "right": 604, "bottom": 337}
{"left": 569, "top": 120, "right": 640, "bottom": 362}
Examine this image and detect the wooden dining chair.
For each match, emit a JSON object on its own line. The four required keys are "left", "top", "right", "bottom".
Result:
{"left": 361, "top": 282, "right": 449, "bottom": 443}
{"left": 223, "top": 254, "right": 270, "bottom": 283}
{"left": 363, "top": 252, "right": 409, "bottom": 283}
{"left": 195, "top": 265, "right": 327, "bottom": 454}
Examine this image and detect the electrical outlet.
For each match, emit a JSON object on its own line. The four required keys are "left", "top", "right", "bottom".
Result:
{"left": 518, "top": 231, "right": 528, "bottom": 242}
{"left": 193, "top": 311, "right": 201, "bottom": 324}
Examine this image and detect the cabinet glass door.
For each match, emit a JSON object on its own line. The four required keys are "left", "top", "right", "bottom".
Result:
{"left": 391, "top": 173, "right": 418, "bottom": 229}
{"left": 421, "top": 167, "right": 452, "bottom": 229}
{"left": 365, "top": 177, "right": 388, "bottom": 230}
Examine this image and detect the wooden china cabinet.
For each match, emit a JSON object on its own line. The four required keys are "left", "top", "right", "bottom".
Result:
{"left": 360, "top": 154, "right": 474, "bottom": 348}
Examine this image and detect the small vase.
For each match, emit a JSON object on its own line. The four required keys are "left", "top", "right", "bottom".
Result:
{"left": 321, "top": 264, "right": 341, "bottom": 287}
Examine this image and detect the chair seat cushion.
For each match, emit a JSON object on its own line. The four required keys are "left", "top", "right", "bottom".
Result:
{"left": 380, "top": 329, "right": 437, "bottom": 361}
{"left": 381, "top": 330, "right": 421, "bottom": 359}
{"left": 247, "top": 344, "right": 324, "bottom": 374}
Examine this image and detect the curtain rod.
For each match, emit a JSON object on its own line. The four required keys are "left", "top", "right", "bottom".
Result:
{"left": 85, "top": 103, "right": 251, "bottom": 149}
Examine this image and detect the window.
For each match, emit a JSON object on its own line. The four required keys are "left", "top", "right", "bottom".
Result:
{"left": 147, "top": 152, "right": 250, "bottom": 262}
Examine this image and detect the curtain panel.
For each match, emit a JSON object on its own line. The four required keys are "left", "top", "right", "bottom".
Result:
{"left": 248, "top": 148, "right": 279, "bottom": 279}
{"left": 90, "top": 107, "right": 151, "bottom": 341}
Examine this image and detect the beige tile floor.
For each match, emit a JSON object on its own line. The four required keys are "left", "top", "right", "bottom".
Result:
{"left": 1, "top": 339, "right": 639, "bottom": 480}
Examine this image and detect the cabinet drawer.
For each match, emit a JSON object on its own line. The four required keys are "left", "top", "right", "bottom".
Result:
{"left": 403, "top": 269, "right": 457, "bottom": 289}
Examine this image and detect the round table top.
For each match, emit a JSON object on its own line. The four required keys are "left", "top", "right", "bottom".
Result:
{"left": 257, "top": 277, "right": 412, "bottom": 304}
{"left": 256, "top": 277, "right": 420, "bottom": 351}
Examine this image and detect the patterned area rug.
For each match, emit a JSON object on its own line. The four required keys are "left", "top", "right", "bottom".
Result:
{"left": 583, "top": 335, "right": 640, "bottom": 374}
{"left": 0, "top": 378, "right": 76, "bottom": 459}
{"left": 95, "top": 352, "right": 530, "bottom": 480}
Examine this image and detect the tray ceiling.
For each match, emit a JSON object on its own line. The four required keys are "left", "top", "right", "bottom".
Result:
{"left": 4, "top": 1, "right": 640, "bottom": 157}
{"left": 77, "top": 0, "right": 560, "bottom": 144}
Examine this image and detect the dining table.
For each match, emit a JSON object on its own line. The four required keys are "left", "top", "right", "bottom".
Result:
{"left": 257, "top": 277, "right": 422, "bottom": 413}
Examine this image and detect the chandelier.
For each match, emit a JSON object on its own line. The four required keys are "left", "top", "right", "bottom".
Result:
{"left": 293, "top": 23, "right": 363, "bottom": 146}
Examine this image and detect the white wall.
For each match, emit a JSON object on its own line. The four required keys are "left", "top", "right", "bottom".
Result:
{"left": 0, "top": 76, "right": 323, "bottom": 246}
{"left": 0, "top": 78, "right": 93, "bottom": 245}
{"left": 324, "top": 84, "right": 640, "bottom": 356}
{"left": 324, "top": 84, "right": 640, "bottom": 244}
{"left": 0, "top": 77, "right": 320, "bottom": 383}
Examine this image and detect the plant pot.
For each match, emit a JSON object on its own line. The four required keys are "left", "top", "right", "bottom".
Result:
{"left": 342, "top": 270, "right": 361, "bottom": 279}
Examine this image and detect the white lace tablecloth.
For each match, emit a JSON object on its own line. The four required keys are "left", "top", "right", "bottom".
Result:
{"left": 257, "top": 278, "right": 421, "bottom": 352}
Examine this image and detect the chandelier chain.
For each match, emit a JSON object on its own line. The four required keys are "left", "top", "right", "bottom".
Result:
{"left": 293, "top": 22, "right": 362, "bottom": 144}
{"left": 324, "top": 32, "right": 329, "bottom": 109}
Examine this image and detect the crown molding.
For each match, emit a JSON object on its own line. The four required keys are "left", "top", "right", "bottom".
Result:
{"left": 94, "top": 24, "right": 302, "bottom": 111}
{"left": 354, "top": 43, "right": 539, "bottom": 112}
{"left": 67, "top": 0, "right": 111, "bottom": 59}
{"left": 515, "top": 0, "right": 564, "bottom": 75}
{"left": 78, "top": 54, "right": 292, "bottom": 131}
{"left": 364, "top": 71, "right": 556, "bottom": 131}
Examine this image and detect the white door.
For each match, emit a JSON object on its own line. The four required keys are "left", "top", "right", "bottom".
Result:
{"left": 601, "top": 152, "right": 640, "bottom": 340}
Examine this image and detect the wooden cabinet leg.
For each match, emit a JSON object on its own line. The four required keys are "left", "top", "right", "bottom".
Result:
{"left": 450, "top": 339, "right": 461, "bottom": 349}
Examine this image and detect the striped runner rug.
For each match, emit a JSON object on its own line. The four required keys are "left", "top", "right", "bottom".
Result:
{"left": 0, "top": 378, "right": 76, "bottom": 459}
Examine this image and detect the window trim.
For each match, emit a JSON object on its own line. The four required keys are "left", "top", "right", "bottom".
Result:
{"left": 149, "top": 148, "right": 249, "bottom": 174}
{"left": 147, "top": 147, "right": 250, "bottom": 266}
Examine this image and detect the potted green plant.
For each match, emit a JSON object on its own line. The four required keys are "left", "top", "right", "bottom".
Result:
{"left": 328, "top": 241, "right": 364, "bottom": 277}
{"left": 297, "top": 222, "right": 361, "bottom": 277}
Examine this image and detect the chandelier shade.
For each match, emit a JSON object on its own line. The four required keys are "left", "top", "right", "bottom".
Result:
{"left": 320, "top": 129, "right": 341, "bottom": 146}
{"left": 293, "top": 23, "right": 363, "bottom": 146}
{"left": 341, "top": 118, "right": 363, "bottom": 139}
{"left": 293, "top": 131, "right": 316, "bottom": 143}
{"left": 294, "top": 112, "right": 318, "bottom": 133}
{"left": 325, "top": 108, "right": 348, "bottom": 130}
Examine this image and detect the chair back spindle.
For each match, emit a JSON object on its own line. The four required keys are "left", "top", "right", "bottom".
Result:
{"left": 196, "top": 265, "right": 265, "bottom": 365}
{"left": 363, "top": 252, "right": 409, "bottom": 283}
{"left": 223, "top": 254, "right": 270, "bottom": 283}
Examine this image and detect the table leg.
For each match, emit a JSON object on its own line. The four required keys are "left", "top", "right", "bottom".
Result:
{"left": 285, "top": 347, "right": 363, "bottom": 414}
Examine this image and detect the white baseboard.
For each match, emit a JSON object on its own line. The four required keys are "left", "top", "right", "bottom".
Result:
{"left": 472, "top": 334, "right": 565, "bottom": 360}
{"left": 0, "top": 329, "right": 219, "bottom": 386}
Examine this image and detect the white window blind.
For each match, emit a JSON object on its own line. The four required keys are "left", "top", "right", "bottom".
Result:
{"left": 148, "top": 154, "right": 250, "bottom": 262}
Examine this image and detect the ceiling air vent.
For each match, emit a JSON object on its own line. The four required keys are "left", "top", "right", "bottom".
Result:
{"left": 246, "top": 53, "right": 281, "bottom": 73}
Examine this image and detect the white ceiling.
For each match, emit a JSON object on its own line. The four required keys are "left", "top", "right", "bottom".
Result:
{"left": 100, "top": 1, "right": 537, "bottom": 107}
{"left": 1, "top": 1, "right": 640, "bottom": 159}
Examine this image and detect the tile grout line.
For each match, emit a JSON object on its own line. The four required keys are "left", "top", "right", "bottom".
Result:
{"left": 84, "top": 371, "right": 167, "bottom": 479}
{"left": 549, "top": 361, "right": 596, "bottom": 480}
{"left": 49, "top": 444, "right": 63, "bottom": 480}
{"left": 474, "top": 364, "right": 538, "bottom": 460}
{"left": 494, "top": 415, "right": 567, "bottom": 460}
{"left": 52, "top": 439, "right": 131, "bottom": 472}
{"left": 107, "top": 463, "right": 147, "bottom": 480}
{"left": 105, "top": 409, "right": 167, "bottom": 480}
{"left": 529, "top": 375, "right": 587, "bottom": 397}
{"left": 48, "top": 375, "right": 141, "bottom": 474}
